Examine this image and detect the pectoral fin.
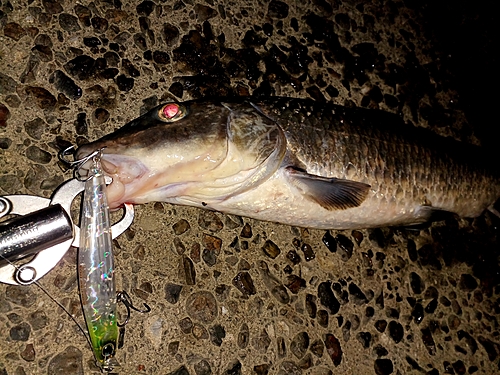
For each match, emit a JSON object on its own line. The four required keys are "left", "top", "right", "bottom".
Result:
{"left": 285, "top": 167, "right": 371, "bottom": 210}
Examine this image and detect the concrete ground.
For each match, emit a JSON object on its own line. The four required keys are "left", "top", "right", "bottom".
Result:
{"left": 1, "top": 0, "right": 499, "bottom": 374}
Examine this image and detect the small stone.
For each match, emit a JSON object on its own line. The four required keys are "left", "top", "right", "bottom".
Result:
{"left": 452, "top": 360, "right": 466, "bottom": 374}
{"left": 290, "top": 332, "right": 309, "bottom": 359}
{"left": 25, "top": 86, "right": 57, "bottom": 109}
{"left": 74, "top": 5, "right": 91, "bottom": 26}
{"left": 310, "top": 339, "right": 324, "bottom": 357}
{"left": 25, "top": 146, "right": 52, "bottom": 164}
{"left": 421, "top": 327, "right": 436, "bottom": 355}
{"left": 409, "top": 272, "right": 424, "bottom": 294}
{"left": 169, "top": 82, "right": 184, "bottom": 98}
{"left": 173, "top": 237, "right": 186, "bottom": 254}
{"left": 459, "top": 274, "right": 478, "bottom": 291}
{"left": 51, "top": 70, "right": 82, "bottom": 100}
{"left": 240, "top": 223, "right": 253, "bottom": 238}
{"left": 94, "top": 108, "right": 109, "bottom": 124}
{"left": 322, "top": 231, "right": 337, "bottom": 252}
{"left": 324, "top": 334, "right": 342, "bottom": 366}
{"left": 165, "top": 283, "right": 183, "bottom": 304}
{"left": 253, "top": 364, "right": 269, "bottom": 375}
{"left": 24, "top": 118, "right": 47, "bottom": 140}
{"left": 356, "top": 332, "right": 371, "bottom": 348}
{"left": 202, "top": 248, "right": 217, "bottom": 266}
{"left": 411, "top": 303, "right": 424, "bottom": 324}
{"left": 233, "top": 271, "right": 257, "bottom": 296}
{"left": 20, "top": 344, "right": 35, "bottom": 361}
{"left": 136, "top": 1, "right": 155, "bottom": 16}
{"left": 425, "top": 299, "right": 438, "bottom": 314}
{"left": 116, "top": 74, "right": 134, "bottom": 92}
{"left": 203, "top": 234, "right": 222, "bottom": 253}
{"left": 286, "top": 250, "right": 301, "bottom": 264}
{"left": 42, "top": 0, "right": 63, "bottom": 14}
{"left": 198, "top": 211, "right": 223, "bottom": 232}
{"left": 277, "top": 336, "right": 286, "bottom": 358}
{"left": 47, "top": 346, "right": 83, "bottom": 375}
{"left": 122, "top": 59, "right": 140, "bottom": 77}
{"left": 285, "top": 275, "right": 306, "bottom": 294}
{"left": 0, "top": 73, "right": 18, "bottom": 94}
{"left": 167, "top": 366, "right": 190, "bottom": 375}
{"left": 268, "top": 0, "right": 289, "bottom": 19}
{"left": 74, "top": 112, "right": 87, "bottom": 135}
{"left": 388, "top": 321, "right": 403, "bottom": 343}
{"left": 305, "top": 294, "right": 317, "bottom": 318}
{"left": 317, "top": 310, "right": 329, "bottom": 327}
{"left": 64, "top": 55, "right": 96, "bottom": 80}
{"left": 478, "top": 336, "right": 497, "bottom": 361}
{"left": 194, "top": 359, "right": 212, "bottom": 375}
{"left": 252, "top": 329, "right": 271, "bottom": 352}
{"left": 374, "top": 359, "right": 393, "bottom": 375}
{"left": 163, "top": 23, "right": 179, "bottom": 46}
{"left": 83, "top": 37, "right": 101, "bottom": 48}
{"left": 457, "top": 330, "right": 477, "bottom": 354}
{"left": 29, "top": 310, "right": 48, "bottom": 330}
{"left": 178, "top": 317, "right": 193, "bottom": 334}
{"left": 336, "top": 234, "right": 353, "bottom": 261}
{"left": 0, "top": 103, "right": 10, "bottom": 127}
{"left": 59, "top": 13, "right": 81, "bottom": 32}
{"left": 167, "top": 341, "right": 179, "bottom": 356}
{"left": 259, "top": 261, "right": 290, "bottom": 304}
{"left": 91, "top": 17, "right": 108, "bottom": 33}
{"left": 104, "top": 51, "right": 120, "bottom": 67}
{"left": 180, "top": 256, "right": 196, "bottom": 285}
{"left": 373, "top": 345, "right": 388, "bottom": 358}
{"left": 186, "top": 291, "right": 217, "bottom": 324}
{"left": 351, "top": 230, "right": 363, "bottom": 245}
{"left": 153, "top": 51, "right": 170, "bottom": 64}
{"left": 318, "top": 281, "right": 340, "bottom": 314}
{"left": 0, "top": 138, "right": 11, "bottom": 149}
{"left": 172, "top": 219, "right": 190, "bottom": 235}
{"left": 301, "top": 243, "right": 315, "bottom": 261}
{"left": 348, "top": 283, "right": 368, "bottom": 305}
{"left": 237, "top": 323, "right": 249, "bottom": 349}
{"left": 262, "top": 240, "right": 281, "bottom": 259}
{"left": 3, "top": 22, "right": 26, "bottom": 41}
{"left": 10, "top": 323, "right": 31, "bottom": 341}
{"left": 194, "top": 4, "right": 217, "bottom": 22}
{"left": 209, "top": 324, "right": 225, "bottom": 346}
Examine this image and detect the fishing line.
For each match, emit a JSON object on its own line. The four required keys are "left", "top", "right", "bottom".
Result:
{"left": 0, "top": 251, "right": 94, "bottom": 353}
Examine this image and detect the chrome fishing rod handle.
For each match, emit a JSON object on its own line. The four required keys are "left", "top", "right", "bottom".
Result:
{"left": 0, "top": 178, "right": 134, "bottom": 286}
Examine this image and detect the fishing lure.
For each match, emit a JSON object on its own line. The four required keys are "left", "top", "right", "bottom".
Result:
{"left": 78, "top": 151, "right": 119, "bottom": 371}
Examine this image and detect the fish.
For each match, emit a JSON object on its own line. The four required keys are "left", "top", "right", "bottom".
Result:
{"left": 75, "top": 97, "right": 500, "bottom": 230}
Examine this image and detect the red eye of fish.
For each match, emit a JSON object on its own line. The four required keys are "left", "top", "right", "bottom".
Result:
{"left": 163, "top": 104, "right": 179, "bottom": 119}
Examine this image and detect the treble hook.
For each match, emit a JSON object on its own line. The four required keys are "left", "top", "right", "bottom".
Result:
{"left": 58, "top": 145, "right": 105, "bottom": 181}
{"left": 116, "top": 290, "right": 151, "bottom": 328}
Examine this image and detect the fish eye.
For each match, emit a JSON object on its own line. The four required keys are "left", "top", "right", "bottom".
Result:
{"left": 158, "top": 103, "right": 186, "bottom": 122}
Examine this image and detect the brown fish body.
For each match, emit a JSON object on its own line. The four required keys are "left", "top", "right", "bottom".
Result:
{"left": 76, "top": 97, "right": 500, "bottom": 229}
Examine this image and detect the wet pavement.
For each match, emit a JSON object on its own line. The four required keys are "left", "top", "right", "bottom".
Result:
{"left": 1, "top": 0, "right": 499, "bottom": 374}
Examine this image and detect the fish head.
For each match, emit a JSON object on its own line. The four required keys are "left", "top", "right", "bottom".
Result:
{"left": 76, "top": 100, "right": 286, "bottom": 208}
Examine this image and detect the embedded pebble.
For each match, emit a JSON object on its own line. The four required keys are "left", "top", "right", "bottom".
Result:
{"left": 178, "top": 317, "right": 193, "bottom": 334}
{"left": 209, "top": 324, "right": 226, "bottom": 346}
{"left": 290, "top": 332, "right": 309, "bottom": 359}
{"left": 305, "top": 294, "right": 317, "bottom": 318}
{"left": 374, "top": 358, "right": 393, "bottom": 375}
{"left": 29, "top": 310, "right": 48, "bottom": 330}
{"left": 287, "top": 250, "right": 301, "bottom": 264}
{"left": 262, "top": 240, "right": 281, "bottom": 259}
{"left": 74, "top": 113, "right": 87, "bottom": 135}
{"left": 324, "top": 334, "right": 342, "bottom": 366}
{"left": 411, "top": 303, "right": 424, "bottom": 324}
{"left": 10, "top": 323, "right": 31, "bottom": 341}
{"left": 51, "top": 70, "right": 82, "bottom": 100}
{"left": 172, "top": 219, "right": 190, "bottom": 235}
{"left": 233, "top": 271, "right": 257, "bottom": 296}
{"left": 388, "top": 321, "right": 404, "bottom": 343}
{"left": 285, "top": 275, "right": 306, "bottom": 294}
{"left": 0, "top": 137, "right": 12, "bottom": 149}
{"left": 180, "top": 256, "right": 196, "bottom": 285}
{"left": 317, "top": 310, "right": 329, "bottom": 327}
{"left": 64, "top": 55, "right": 96, "bottom": 80}
{"left": 47, "top": 346, "right": 83, "bottom": 375}
{"left": 167, "top": 365, "right": 190, "bottom": 375}
{"left": 322, "top": 231, "right": 337, "bottom": 252}
{"left": 348, "top": 283, "right": 368, "bottom": 305}
{"left": 93, "top": 108, "right": 109, "bottom": 124}
{"left": 459, "top": 274, "right": 478, "bottom": 291}
{"left": 5, "top": 286, "right": 37, "bottom": 307}
{"left": 24, "top": 118, "right": 47, "bottom": 140}
{"left": 238, "top": 323, "right": 250, "bottom": 349}
{"left": 20, "top": 343, "right": 35, "bottom": 362}
{"left": 421, "top": 327, "right": 436, "bottom": 355}
{"left": 336, "top": 234, "right": 353, "bottom": 261}
{"left": 186, "top": 291, "right": 217, "bottom": 324}
{"left": 194, "top": 359, "right": 212, "bottom": 375}
{"left": 356, "top": 332, "right": 372, "bottom": 348}
{"left": 203, "top": 234, "right": 222, "bottom": 253}
{"left": 310, "top": 339, "right": 324, "bottom": 357}
{"left": 3, "top": 22, "right": 26, "bottom": 41}
{"left": 25, "top": 86, "right": 57, "bottom": 109}
{"left": 318, "top": 281, "right": 340, "bottom": 314}
{"left": 240, "top": 223, "right": 253, "bottom": 238}
{"left": 410, "top": 272, "right": 424, "bottom": 294}
{"left": 198, "top": 211, "right": 223, "bottom": 232}
{"left": 267, "top": 0, "right": 289, "bottom": 19}
{"left": 258, "top": 261, "right": 290, "bottom": 304}
{"left": 300, "top": 243, "right": 315, "bottom": 261}
{"left": 252, "top": 329, "right": 271, "bottom": 352}
{"left": 0, "top": 73, "right": 17, "bottom": 94}
{"left": 477, "top": 336, "right": 497, "bottom": 361}
{"left": 165, "top": 283, "right": 183, "bottom": 304}
{"left": 59, "top": 13, "right": 80, "bottom": 32}
{"left": 0, "top": 103, "right": 10, "bottom": 127}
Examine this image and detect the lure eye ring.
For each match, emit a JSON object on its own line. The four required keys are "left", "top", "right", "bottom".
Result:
{"left": 158, "top": 103, "right": 187, "bottom": 122}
